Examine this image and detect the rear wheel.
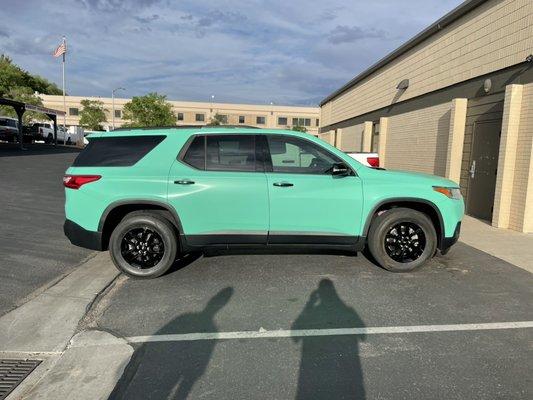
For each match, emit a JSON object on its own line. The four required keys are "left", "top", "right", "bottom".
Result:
{"left": 367, "top": 208, "right": 437, "bottom": 272}
{"left": 109, "top": 211, "right": 178, "bottom": 278}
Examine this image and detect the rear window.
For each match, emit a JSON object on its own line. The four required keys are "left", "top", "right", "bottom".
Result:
{"left": 73, "top": 135, "right": 165, "bottom": 167}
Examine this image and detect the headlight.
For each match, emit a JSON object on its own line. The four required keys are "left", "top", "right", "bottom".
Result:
{"left": 433, "top": 186, "right": 462, "bottom": 200}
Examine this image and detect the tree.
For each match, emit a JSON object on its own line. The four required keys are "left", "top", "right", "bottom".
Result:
{"left": 79, "top": 100, "right": 107, "bottom": 131}
{"left": 207, "top": 113, "right": 226, "bottom": 126}
{"left": 0, "top": 86, "right": 46, "bottom": 123}
{"left": 122, "top": 93, "right": 176, "bottom": 128}
{"left": 0, "top": 54, "right": 61, "bottom": 97}
{"left": 291, "top": 125, "right": 307, "bottom": 133}
{"left": 0, "top": 54, "right": 62, "bottom": 121}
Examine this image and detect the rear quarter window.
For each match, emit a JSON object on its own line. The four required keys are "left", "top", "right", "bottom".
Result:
{"left": 73, "top": 135, "right": 165, "bottom": 167}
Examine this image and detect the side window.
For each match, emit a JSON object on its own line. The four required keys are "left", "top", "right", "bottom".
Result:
{"left": 182, "top": 135, "right": 205, "bottom": 170}
{"left": 206, "top": 135, "right": 255, "bottom": 172}
{"left": 266, "top": 136, "right": 341, "bottom": 175}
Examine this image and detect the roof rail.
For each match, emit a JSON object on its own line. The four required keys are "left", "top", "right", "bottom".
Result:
{"left": 112, "top": 125, "right": 261, "bottom": 132}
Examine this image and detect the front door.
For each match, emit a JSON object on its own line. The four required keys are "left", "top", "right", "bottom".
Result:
{"left": 168, "top": 134, "right": 269, "bottom": 245}
{"left": 263, "top": 135, "right": 363, "bottom": 244}
{"left": 467, "top": 120, "right": 501, "bottom": 221}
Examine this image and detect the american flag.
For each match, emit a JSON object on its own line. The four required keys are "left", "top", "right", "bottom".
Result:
{"left": 53, "top": 41, "right": 67, "bottom": 58}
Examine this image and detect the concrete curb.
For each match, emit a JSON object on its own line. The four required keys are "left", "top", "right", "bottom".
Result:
{"left": 0, "top": 252, "right": 118, "bottom": 353}
{"left": 21, "top": 331, "right": 133, "bottom": 400}
{"left": 0, "top": 252, "right": 128, "bottom": 399}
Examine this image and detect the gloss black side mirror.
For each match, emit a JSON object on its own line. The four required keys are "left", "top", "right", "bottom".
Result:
{"left": 331, "top": 162, "right": 350, "bottom": 176}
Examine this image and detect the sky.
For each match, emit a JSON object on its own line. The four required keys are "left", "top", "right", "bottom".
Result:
{"left": 0, "top": 0, "right": 465, "bottom": 106}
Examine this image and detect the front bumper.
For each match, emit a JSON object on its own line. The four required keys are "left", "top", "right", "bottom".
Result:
{"left": 440, "top": 221, "right": 461, "bottom": 255}
{"left": 64, "top": 219, "right": 103, "bottom": 251}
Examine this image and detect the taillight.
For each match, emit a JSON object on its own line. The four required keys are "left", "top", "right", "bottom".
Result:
{"left": 367, "top": 157, "right": 380, "bottom": 167}
{"left": 63, "top": 175, "right": 101, "bottom": 189}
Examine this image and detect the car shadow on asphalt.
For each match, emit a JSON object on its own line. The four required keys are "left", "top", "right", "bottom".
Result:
{"left": 108, "top": 287, "right": 234, "bottom": 400}
{"left": 166, "top": 252, "right": 204, "bottom": 275}
{"left": 292, "top": 279, "right": 366, "bottom": 400}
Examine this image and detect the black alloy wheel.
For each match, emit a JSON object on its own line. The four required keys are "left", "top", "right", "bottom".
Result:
{"left": 109, "top": 211, "right": 179, "bottom": 278}
{"left": 384, "top": 222, "right": 426, "bottom": 263}
{"left": 367, "top": 207, "right": 437, "bottom": 272}
{"left": 120, "top": 227, "right": 165, "bottom": 269}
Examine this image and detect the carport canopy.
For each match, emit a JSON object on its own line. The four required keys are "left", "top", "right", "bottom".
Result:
{"left": 0, "top": 97, "right": 66, "bottom": 149}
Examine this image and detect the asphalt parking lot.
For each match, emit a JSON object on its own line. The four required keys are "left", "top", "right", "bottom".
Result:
{"left": 0, "top": 143, "right": 92, "bottom": 316}
{"left": 91, "top": 245, "right": 533, "bottom": 400}
{"left": 1, "top": 143, "right": 532, "bottom": 399}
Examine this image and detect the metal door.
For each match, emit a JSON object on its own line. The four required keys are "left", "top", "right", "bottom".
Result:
{"left": 466, "top": 120, "right": 501, "bottom": 221}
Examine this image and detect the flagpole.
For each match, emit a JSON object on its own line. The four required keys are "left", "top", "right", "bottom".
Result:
{"left": 62, "top": 36, "right": 67, "bottom": 135}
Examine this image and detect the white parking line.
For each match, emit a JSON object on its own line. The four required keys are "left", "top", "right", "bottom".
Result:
{"left": 125, "top": 321, "right": 533, "bottom": 343}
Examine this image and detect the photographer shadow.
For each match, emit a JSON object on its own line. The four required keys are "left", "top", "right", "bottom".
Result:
{"left": 292, "top": 279, "right": 366, "bottom": 400}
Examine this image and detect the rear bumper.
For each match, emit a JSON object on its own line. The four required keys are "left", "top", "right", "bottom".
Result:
{"left": 440, "top": 221, "right": 461, "bottom": 255}
{"left": 64, "top": 219, "right": 103, "bottom": 251}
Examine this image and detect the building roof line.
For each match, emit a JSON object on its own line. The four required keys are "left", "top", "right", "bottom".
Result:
{"left": 319, "top": 0, "right": 488, "bottom": 106}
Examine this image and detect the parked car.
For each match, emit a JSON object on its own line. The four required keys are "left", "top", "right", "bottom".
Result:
{"left": 346, "top": 152, "right": 380, "bottom": 168}
{"left": 28, "top": 122, "right": 55, "bottom": 143}
{"left": 0, "top": 116, "right": 19, "bottom": 142}
{"left": 63, "top": 127, "right": 464, "bottom": 278}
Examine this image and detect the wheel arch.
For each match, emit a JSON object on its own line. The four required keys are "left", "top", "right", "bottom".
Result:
{"left": 98, "top": 200, "right": 184, "bottom": 250}
{"left": 363, "top": 198, "right": 444, "bottom": 249}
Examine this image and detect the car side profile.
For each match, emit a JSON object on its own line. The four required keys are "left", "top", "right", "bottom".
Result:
{"left": 64, "top": 127, "right": 464, "bottom": 278}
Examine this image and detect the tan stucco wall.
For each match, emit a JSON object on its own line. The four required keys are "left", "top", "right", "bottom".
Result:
{"left": 40, "top": 95, "right": 320, "bottom": 134}
{"left": 318, "top": 130, "right": 335, "bottom": 145}
{"left": 337, "top": 123, "right": 365, "bottom": 152}
{"left": 492, "top": 83, "right": 533, "bottom": 233}
{"left": 510, "top": 83, "right": 533, "bottom": 232}
{"left": 382, "top": 102, "right": 452, "bottom": 175}
{"left": 321, "top": 0, "right": 533, "bottom": 127}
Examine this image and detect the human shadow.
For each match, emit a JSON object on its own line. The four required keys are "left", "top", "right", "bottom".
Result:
{"left": 109, "top": 287, "right": 233, "bottom": 400}
{"left": 292, "top": 279, "right": 366, "bottom": 400}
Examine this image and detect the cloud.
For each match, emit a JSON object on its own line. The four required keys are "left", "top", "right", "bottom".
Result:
{"left": 2, "top": 0, "right": 465, "bottom": 105}
{"left": 77, "top": 0, "right": 161, "bottom": 12}
{"left": 327, "top": 25, "right": 388, "bottom": 44}
{"left": 134, "top": 14, "right": 160, "bottom": 24}
{"left": 3, "top": 35, "right": 57, "bottom": 56}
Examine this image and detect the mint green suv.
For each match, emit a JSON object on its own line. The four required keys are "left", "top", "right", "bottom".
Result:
{"left": 63, "top": 127, "right": 464, "bottom": 278}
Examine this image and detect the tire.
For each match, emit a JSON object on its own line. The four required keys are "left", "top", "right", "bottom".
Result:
{"left": 46, "top": 134, "right": 53, "bottom": 144}
{"left": 367, "top": 207, "right": 437, "bottom": 272}
{"left": 109, "top": 211, "right": 179, "bottom": 278}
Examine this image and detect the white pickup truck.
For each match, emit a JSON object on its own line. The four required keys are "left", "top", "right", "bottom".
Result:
{"left": 30, "top": 122, "right": 75, "bottom": 144}
{"left": 345, "top": 152, "right": 380, "bottom": 167}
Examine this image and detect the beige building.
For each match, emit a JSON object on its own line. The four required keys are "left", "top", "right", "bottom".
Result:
{"left": 40, "top": 95, "right": 320, "bottom": 135}
{"left": 319, "top": 0, "right": 533, "bottom": 232}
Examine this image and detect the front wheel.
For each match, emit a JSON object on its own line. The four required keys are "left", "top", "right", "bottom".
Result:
{"left": 109, "top": 211, "right": 179, "bottom": 278}
{"left": 367, "top": 208, "right": 437, "bottom": 272}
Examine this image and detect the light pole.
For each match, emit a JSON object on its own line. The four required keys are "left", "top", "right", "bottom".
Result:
{"left": 210, "top": 95, "right": 215, "bottom": 119}
{"left": 112, "top": 87, "right": 125, "bottom": 130}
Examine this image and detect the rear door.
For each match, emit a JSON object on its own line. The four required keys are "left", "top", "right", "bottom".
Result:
{"left": 263, "top": 134, "right": 363, "bottom": 244}
{"left": 168, "top": 134, "right": 269, "bottom": 245}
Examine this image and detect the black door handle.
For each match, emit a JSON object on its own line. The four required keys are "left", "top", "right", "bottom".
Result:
{"left": 174, "top": 179, "right": 195, "bottom": 185}
{"left": 273, "top": 182, "right": 293, "bottom": 187}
